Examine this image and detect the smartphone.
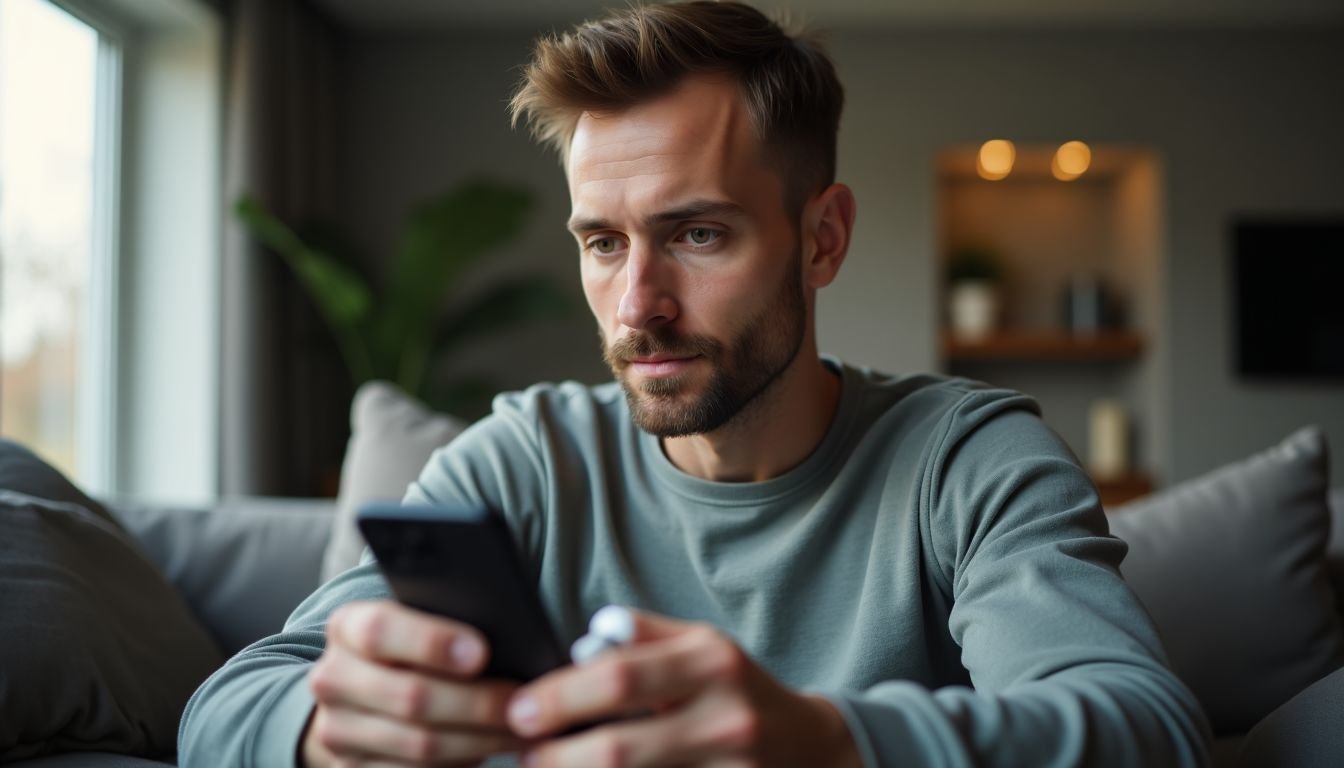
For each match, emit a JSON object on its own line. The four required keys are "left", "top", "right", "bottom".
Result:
{"left": 356, "top": 502, "right": 568, "bottom": 682}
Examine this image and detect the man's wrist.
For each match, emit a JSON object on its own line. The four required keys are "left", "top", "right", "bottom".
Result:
{"left": 803, "top": 694, "right": 864, "bottom": 768}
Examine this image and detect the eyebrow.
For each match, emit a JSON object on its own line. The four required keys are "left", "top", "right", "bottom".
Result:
{"left": 566, "top": 199, "right": 747, "bottom": 234}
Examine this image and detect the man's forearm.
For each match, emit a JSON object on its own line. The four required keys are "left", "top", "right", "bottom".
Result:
{"left": 829, "top": 667, "right": 1208, "bottom": 768}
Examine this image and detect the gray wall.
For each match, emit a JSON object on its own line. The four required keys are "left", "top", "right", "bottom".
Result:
{"left": 339, "top": 25, "right": 1344, "bottom": 485}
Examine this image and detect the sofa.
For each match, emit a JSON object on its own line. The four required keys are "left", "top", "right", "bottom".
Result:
{"left": 2, "top": 382, "right": 1342, "bottom": 767}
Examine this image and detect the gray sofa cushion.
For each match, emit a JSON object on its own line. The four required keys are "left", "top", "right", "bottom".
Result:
{"left": 1107, "top": 426, "right": 1344, "bottom": 735}
{"left": 110, "top": 498, "right": 334, "bottom": 657}
{"left": 0, "top": 490, "right": 222, "bottom": 762}
{"left": 323, "top": 380, "right": 465, "bottom": 581}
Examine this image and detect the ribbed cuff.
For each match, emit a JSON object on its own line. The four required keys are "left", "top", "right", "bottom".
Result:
{"left": 251, "top": 668, "right": 317, "bottom": 768}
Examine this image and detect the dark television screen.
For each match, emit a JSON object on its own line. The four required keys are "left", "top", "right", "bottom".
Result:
{"left": 1234, "top": 219, "right": 1344, "bottom": 378}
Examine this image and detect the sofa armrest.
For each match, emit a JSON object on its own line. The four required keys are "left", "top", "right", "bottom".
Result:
{"left": 107, "top": 497, "right": 335, "bottom": 656}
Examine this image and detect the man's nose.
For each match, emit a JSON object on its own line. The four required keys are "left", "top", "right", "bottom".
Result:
{"left": 617, "top": 243, "right": 678, "bottom": 331}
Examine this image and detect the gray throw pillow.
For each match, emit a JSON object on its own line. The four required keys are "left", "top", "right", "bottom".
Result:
{"left": 1106, "top": 426, "right": 1344, "bottom": 735}
{"left": 0, "top": 490, "right": 223, "bottom": 761}
{"left": 322, "top": 381, "right": 466, "bottom": 581}
{"left": 0, "top": 439, "right": 110, "bottom": 520}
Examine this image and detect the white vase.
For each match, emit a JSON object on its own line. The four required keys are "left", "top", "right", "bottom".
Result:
{"left": 949, "top": 281, "right": 999, "bottom": 341}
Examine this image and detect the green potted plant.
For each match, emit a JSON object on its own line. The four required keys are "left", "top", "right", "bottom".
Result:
{"left": 945, "top": 245, "right": 1003, "bottom": 341}
{"left": 234, "top": 179, "right": 570, "bottom": 417}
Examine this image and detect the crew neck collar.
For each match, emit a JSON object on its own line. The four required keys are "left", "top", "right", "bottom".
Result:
{"left": 638, "top": 356, "right": 861, "bottom": 507}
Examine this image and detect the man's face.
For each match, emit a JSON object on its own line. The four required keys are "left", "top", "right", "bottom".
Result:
{"left": 566, "top": 76, "right": 808, "bottom": 437}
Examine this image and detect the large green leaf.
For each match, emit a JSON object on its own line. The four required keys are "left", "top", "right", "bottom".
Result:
{"left": 234, "top": 196, "right": 376, "bottom": 381}
{"left": 376, "top": 181, "right": 533, "bottom": 367}
{"left": 233, "top": 183, "right": 566, "bottom": 400}
{"left": 235, "top": 197, "right": 373, "bottom": 328}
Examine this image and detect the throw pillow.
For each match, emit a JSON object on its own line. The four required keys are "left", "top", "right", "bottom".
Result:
{"left": 0, "top": 490, "right": 223, "bottom": 761}
{"left": 322, "top": 380, "right": 466, "bottom": 580}
{"left": 1106, "top": 426, "right": 1344, "bottom": 735}
{"left": 0, "top": 438, "right": 111, "bottom": 521}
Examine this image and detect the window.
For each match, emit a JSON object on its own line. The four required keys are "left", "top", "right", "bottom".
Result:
{"left": 0, "top": 0, "right": 120, "bottom": 491}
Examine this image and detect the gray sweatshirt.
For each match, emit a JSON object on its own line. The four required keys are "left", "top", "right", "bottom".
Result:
{"left": 178, "top": 360, "right": 1211, "bottom": 766}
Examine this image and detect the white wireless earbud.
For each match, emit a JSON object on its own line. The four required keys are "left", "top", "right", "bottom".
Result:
{"left": 570, "top": 605, "right": 635, "bottom": 664}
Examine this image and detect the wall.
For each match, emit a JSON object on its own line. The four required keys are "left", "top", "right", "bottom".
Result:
{"left": 339, "top": 24, "right": 1344, "bottom": 485}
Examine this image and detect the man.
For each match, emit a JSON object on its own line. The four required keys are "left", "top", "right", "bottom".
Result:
{"left": 180, "top": 2, "right": 1210, "bottom": 766}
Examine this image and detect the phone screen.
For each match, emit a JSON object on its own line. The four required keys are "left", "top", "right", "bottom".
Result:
{"left": 357, "top": 503, "right": 568, "bottom": 681}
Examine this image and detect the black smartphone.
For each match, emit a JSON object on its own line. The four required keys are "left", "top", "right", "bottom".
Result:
{"left": 356, "top": 503, "right": 568, "bottom": 682}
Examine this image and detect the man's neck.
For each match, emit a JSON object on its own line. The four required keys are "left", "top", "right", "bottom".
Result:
{"left": 660, "top": 348, "right": 842, "bottom": 483}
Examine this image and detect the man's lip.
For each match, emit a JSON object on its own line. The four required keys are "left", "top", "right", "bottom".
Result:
{"left": 628, "top": 355, "right": 696, "bottom": 364}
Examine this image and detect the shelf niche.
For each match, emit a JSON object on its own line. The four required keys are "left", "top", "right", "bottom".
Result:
{"left": 937, "top": 143, "right": 1166, "bottom": 498}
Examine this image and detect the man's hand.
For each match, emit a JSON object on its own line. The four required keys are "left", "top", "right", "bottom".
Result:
{"left": 506, "top": 609, "right": 862, "bottom": 768}
{"left": 302, "top": 600, "right": 523, "bottom": 767}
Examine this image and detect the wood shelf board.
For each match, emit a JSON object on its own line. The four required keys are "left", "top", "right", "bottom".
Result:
{"left": 1094, "top": 472, "right": 1154, "bottom": 509}
{"left": 943, "top": 331, "right": 1144, "bottom": 362}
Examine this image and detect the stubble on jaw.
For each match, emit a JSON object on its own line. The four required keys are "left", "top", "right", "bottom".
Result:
{"left": 599, "top": 248, "right": 806, "bottom": 438}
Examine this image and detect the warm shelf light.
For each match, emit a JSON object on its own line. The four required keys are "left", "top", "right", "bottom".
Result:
{"left": 977, "top": 139, "right": 1016, "bottom": 181}
{"left": 1052, "top": 140, "right": 1092, "bottom": 181}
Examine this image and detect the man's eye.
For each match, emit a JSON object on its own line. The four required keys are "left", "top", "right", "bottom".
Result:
{"left": 684, "top": 228, "right": 720, "bottom": 246}
{"left": 589, "top": 237, "right": 620, "bottom": 255}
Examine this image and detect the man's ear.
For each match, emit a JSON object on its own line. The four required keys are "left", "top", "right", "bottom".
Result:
{"left": 801, "top": 183, "right": 856, "bottom": 290}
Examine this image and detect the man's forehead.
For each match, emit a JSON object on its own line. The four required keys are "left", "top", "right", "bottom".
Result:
{"left": 566, "top": 76, "right": 757, "bottom": 181}
{"left": 567, "top": 129, "right": 696, "bottom": 182}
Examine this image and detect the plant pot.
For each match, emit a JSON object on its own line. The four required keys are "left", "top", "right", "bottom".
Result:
{"left": 949, "top": 280, "right": 999, "bottom": 341}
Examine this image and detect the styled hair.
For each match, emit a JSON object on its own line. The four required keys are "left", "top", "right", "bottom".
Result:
{"left": 509, "top": 0, "right": 844, "bottom": 212}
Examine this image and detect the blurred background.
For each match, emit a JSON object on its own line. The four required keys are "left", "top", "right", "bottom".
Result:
{"left": 1, "top": 0, "right": 1341, "bottom": 502}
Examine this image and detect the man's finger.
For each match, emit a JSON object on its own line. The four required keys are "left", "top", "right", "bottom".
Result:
{"left": 522, "top": 686, "right": 759, "bottom": 768}
{"left": 310, "top": 644, "right": 517, "bottom": 728}
{"left": 327, "top": 600, "right": 490, "bottom": 677}
{"left": 309, "top": 702, "right": 524, "bottom": 764}
{"left": 510, "top": 623, "right": 743, "bottom": 737}
{"left": 613, "top": 606, "right": 699, "bottom": 644}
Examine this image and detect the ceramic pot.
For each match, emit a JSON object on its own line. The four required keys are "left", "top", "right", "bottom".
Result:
{"left": 949, "top": 281, "right": 999, "bottom": 341}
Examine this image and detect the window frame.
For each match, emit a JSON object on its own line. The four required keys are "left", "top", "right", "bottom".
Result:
{"left": 53, "top": 0, "right": 128, "bottom": 495}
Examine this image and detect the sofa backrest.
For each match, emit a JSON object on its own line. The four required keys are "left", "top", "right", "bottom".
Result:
{"left": 110, "top": 498, "right": 336, "bottom": 656}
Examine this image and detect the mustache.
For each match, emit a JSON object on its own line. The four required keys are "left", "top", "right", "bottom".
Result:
{"left": 605, "top": 329, "right": 721, "bottom": 368}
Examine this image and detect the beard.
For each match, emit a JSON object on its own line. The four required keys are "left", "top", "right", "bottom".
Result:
{"left": 601, "top": 248, "right": 806, "bottom": 438}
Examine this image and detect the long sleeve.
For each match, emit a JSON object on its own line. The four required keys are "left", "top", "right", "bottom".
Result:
{"left": 176, "top": 399, "right": 545, "bottom": 767}
{"left": 828, "top": 399, "right": 1211, "bottom": 767}
{"left": 176, "top": 561, "right": 391, "bottom": 767}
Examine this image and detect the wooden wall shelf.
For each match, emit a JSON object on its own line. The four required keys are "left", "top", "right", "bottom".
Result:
{"left": 1095, "top": 472, "right": 1154, "bottom": 509}
{"left": 943, "top": 331, "right": 1145, "bottom": 363}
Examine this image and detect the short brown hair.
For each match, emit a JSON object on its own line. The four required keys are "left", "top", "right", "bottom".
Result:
{"left": 509, "top": 0, "right": 844, "bottom": 213}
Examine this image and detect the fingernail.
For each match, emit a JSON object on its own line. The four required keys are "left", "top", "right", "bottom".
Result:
{"left": 509, "top": 694, "right": 539, "bottom": 732}
{"left": 452, "top": 636, "right": 483, "bottom": 668}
